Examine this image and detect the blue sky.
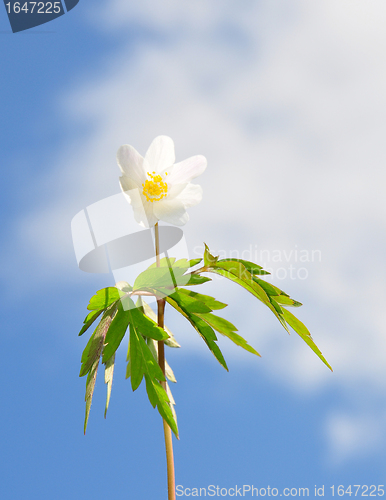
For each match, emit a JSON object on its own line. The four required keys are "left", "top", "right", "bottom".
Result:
{"left": 1, "top": 1, "right": 386, "bottom": 498}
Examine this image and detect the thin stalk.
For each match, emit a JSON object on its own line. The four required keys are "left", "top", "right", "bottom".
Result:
{"left": 155, "top": 222, "right": 176, "bottom": 500}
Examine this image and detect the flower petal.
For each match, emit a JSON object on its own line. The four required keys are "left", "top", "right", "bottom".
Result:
{"left": 117, "top": 145, "right": 146, "bottom": 187}
{"left": 167, "top": 155, "right": 207, "bottom": 186}
{"left": 153, "top": 198, "right": 189, "bottom": 226}
{"left": 119, "top": 174, "right": 136, "bottom": 191}
{"left": 134, "top": 207, "right": 159, "bottom": 229}
{"left": 175, "top": 183, "right": 203, "bottom": 208}
{"left": 167, "top": 182, "right": 188, "bottom": 200}
{"left": 119, "top": 176, "right": 158, "bottom": 228}
{"left": 144, "top": 136, "right": 175, "bottom": 173}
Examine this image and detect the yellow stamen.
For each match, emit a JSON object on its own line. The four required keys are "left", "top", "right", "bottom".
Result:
{"left": 142, "top": 172, "right": 168, "bottom": 202}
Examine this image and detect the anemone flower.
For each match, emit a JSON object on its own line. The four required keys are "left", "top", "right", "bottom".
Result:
{"left": 117, "top": 136, "right": 206, "bottom": 228}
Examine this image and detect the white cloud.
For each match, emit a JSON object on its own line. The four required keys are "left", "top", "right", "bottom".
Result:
{"left": 13, "top": 0, "right": 386, "bottom": 460}
{"left": 325, "top": 410, "right": 385, "bottom": 465}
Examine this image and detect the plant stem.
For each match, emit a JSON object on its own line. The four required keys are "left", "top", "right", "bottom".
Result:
{"left": 155, "top": 223, "right": 176, "bottom": 500}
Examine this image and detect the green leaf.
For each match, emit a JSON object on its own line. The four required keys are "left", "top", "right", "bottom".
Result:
{"left": 134, "top": 257, "right": 194, "bottom": 289}
{"left": 144, "top": 375, "right": 179, "bottom": 437}
{"left": 79, "top": 309, "right": 103, "bottom": 336}
{"left": 84, "top": 359, "right": 99, "bottom": 434}
{"left": 203, "top": 243, "right": 219, "bottom": 267}
{"left": 129, "top": 321, "right": 165, "bottom": 390}
{"left": 80, "top": 305, "right": 117, "bottom": 433}
{"left": 141, "top": 301, "right": 180, "bottom": 348}
{"left": 268, "top": 297, "right": 284, "bottom": 316}
{"left": 184, "top": 274, "right": 212, "bottom": 285}
{"left": 128, "top": 319, "right": 178, "bottom": 437}
{"left": 208, "top": 265, "right": 289, "bottom": 330}
{"left": 104, "top": 354, "right": 115, "bottom": 418}
{"left": 165, "top": 360, "right": 177, "bottom": 384}
{"left": 126, "top": 335, "right": 132, "bottom": 379}
{"left": 143, "top": 372, "right": 157, "bottom": 407}
{"left": 134, "top": 258, "right": 210, "bottom": 297}
{"left": 212, "top": 260, "right": 257, "bottom": 281}
{"left": 139, "top": 333, "right": 165, "bottom": 380}
{"left": 158, "top": 257, "right": 200, "bottom": 270}
{"left": 87, "top": 287, "right": 122, "bottom": 312}
{"left": 133, "top": 267, "right": 171, "bottom": 288}
{"left": 189, "top": 258, "right": 202, "bottom": 267}
{"left": 146, "top": 338, "right": 177, "bottom": 383}
{"left": 172, "top": 258, "right": 190, "bottom": 269}
{"left": 217, "top": 258, "right": 270, "bottom": 275}
{"left": 129, "top": 324, "right": 145, "bottom": 391}
{"left": 251, "top": 277, "right": 302, "bottom": 307}
{"left": 102, "top": 301, "right": 131, "bottom": 363}
{"left": 252, "top": 277, "right": 281, "bottom": 297}
{"left": 168, "top": 291, "right": 212, "bottom": 313}
{"left": 80, "top": 306, "right": 117, "bottom": 377}
{"left": 178, "top": 288, "right": 227, "bottom": 310}
{"left": 244, "top": 274, "right": 300, "bottom": 311}
{"left": 202, "top": 248, "right": 297, "bottom": 318}
{"left": 166, "top": 382, "right": 178, "bottom": 429}
{"left": 196, "top": 311, "right": 237, "bottom": 334}
{"left": 147, "top": 256, "right": 176, "bottom": 269}
{"left": 166, "top": 293, "right": 228, "bottom": 371}
{"left": 274, "top": 295, "right": 302, "bottom": 307}
{"left": 192, "top": 316, "right": 228, "bottom": 370}
{"left": 79, "top": 284, "right": 173, "bottom": 434}
{"left": 282, "top": 308, "right": 332, "bottom": 371}
{"left": 127, "top": 297, "right": 170, "bottom": 341}
{"left": 197, "top": 312, "right": 261, "bottom": 356}
{"left": 133, "top": 266, "right": 190, "bottom": 290}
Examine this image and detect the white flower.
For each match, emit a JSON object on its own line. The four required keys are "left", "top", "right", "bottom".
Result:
{"left": 117, "top": 136, "right": 207, "bottom": 228}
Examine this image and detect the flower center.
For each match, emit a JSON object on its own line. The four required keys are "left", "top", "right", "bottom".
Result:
{"left": 142, "top": 171, "right": 168, "bottom": 202}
